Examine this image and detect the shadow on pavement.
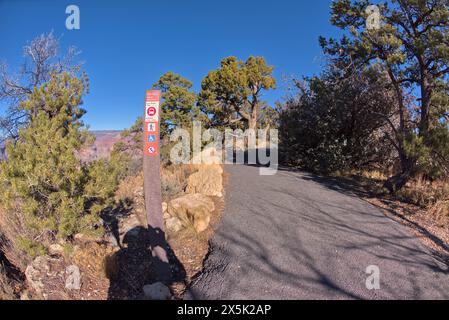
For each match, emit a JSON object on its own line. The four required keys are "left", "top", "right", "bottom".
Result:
{"left": 188, "top": 163, "right": 449, "bottom": 299}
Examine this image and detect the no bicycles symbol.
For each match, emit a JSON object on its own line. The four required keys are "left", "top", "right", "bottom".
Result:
{"left": 144, "top": 90, "right": 160, "bottom": 157}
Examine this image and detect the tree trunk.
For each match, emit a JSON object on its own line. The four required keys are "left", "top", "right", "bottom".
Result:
{"left": 383, "top": 155, "right": 415, "bottom": 194}
{"left": 248, "top": 117, "right": 257, "bottom": 130}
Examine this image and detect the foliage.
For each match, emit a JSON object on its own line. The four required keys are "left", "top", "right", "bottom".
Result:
{"left": 114, "top": 117, "right": 143, "bottom": 175}
{"left": 325, "top": 0, "right": 449, "bottom": 192}
{"left": 199, "top": 56, "right": 276, "bottom": 130}
{"left": 0, "top": 72, "right": 124, "bottom": 258}
{"left": 0, "top": 32, "right": 80, "bottom": 141}
{"left": 153, "top": 72, "right": 204, "bottom": 138}
{"left": 279, "top": 66, "right": 396, "bottom": 173}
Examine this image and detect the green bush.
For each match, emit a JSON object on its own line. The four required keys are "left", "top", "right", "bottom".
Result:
{"left": 0, "top": 72, "right": 126, "bottom": 258}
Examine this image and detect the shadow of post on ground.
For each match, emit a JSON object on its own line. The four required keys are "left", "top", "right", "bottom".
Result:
{"left": 106, "top": 225, "right": 186, "bottom": 300}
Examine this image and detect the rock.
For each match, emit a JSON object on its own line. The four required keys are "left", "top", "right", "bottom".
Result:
{"left": 20, "top": 290, "right": 31, "bottom": 300}
{"left": 143, "top": 282, "right": 171, "bottom": 300}
{"left": 193, "top": 216, "right": 210, "bottom": 234}
{"left": 135, "top": 186, "right": 144, "bottom": 198}
{"left": 65, "top": 265, "right": 81, "bottom": 290}
{"left": 49, "top": 244, "right": 64, "bottom": 256}
{"left": 107, "top": 234, "right": 120, "bottom": 247}
{"left": 165, "top": 216, "right": 183, "bottom": 233}
{"left": 73, "top": 233, "right": 100, "bottom": 243}
{"left": 120, "top": 214, "right": 143, "bottom": 234}
{"left": 186, "top": 165, "right": 223, "bottom": 197}
{"left": 119, "top": 214, "right": 144, "bottom": 244}
{"left": 25, "top": 256, "right": 63, "bottom": 299}
{"left": 163, "top": 202, "right": 170, "bottom": 220}
{"left": 167, "top": 194, "right": 215, "bottom": 233}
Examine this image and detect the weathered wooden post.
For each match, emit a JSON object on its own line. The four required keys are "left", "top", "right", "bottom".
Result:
{"left": 143, "top": 90, "right": 170, "bottom": 282}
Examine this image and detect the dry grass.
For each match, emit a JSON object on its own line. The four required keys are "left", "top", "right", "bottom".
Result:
{"left": 398, "top": 177, "right": 449, "bottom": 205}
{"left": 0, "top": 204, "right": 35, "bottom": 271}
{"left": 428, "top": 199, "right": 449, "bottom": 225}
{"left": 71, "top": 242, "right": 119, "bottom": 281}
{"left": 115, "top": 172, "right": 144, "bottom": 203}
{"left": 161, "top": 164, "right": 198, "bottom": 201}
{"left": 115, "top": 165, "right": 198, "bottom": 203}
{"left": 347, "top": 170, "right": 449, "bottom": 224}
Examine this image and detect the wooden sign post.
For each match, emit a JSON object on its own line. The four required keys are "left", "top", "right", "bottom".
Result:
{"left": 143, "top": 90, "right": 170, "bottom": 282}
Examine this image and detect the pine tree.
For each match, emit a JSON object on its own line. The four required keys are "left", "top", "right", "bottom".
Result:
{"left": 199, "top": 56, "right": 276, "bottom": 131}
{"left": 0, "top": 72, "right": 124, "bottom": 258}
{"left": 324, "top": 0, "right": 449, "bottom": 192}
{"left": 152, "top": 72, "right": 202, "bottom": 138}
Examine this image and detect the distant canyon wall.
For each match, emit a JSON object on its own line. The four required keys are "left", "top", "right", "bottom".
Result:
{"left": 0, "top": 131, "right": 124, "bottom": 162}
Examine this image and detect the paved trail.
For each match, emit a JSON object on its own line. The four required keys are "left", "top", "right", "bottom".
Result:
{"left": 186, "top": 165, "right": 449, "bottom": 300}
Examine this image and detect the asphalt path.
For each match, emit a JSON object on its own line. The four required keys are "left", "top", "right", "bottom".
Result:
{"left": 186, "top": 165, "right": 449, "bottom": 300}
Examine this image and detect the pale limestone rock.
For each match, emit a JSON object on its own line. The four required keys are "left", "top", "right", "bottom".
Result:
{"left": 65, "top": 265, "right": 81, "bottom": 290}
{"left": 164, "top": 216, "right": 183, "bottom": 233}
{"left": 167, "top": 194, "right": 215, "bottom": 233}
{"left": 49, "top": 244, "right": 64, "bottom": 255}
{"left": 191, "top": 147, "right": 223, "bottom": 165}
{"left": 25, "top": 256, "right": 61, "bottom": 298}
{"left": 186, "top": 165, "right": 223, "bottom": 198}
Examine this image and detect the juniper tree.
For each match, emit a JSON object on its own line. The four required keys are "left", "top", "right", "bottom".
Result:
{"left": 199, "top": 56, "right": 276, "bottom": 131}
{"left": 279, "top": 66, "right": 396, "bottom": 173}
{"left": 324, "top": 0, "right": 449, "bottom": 192}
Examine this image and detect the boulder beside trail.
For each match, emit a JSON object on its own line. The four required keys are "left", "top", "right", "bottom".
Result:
{"left": 186, "top": 165, "right": 223, "bottom": 198}
{"left": 166, "top": 194, "right": 215, "bottom": 233}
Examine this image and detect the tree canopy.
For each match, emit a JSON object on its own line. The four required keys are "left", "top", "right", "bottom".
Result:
{"left": 0, "top": 71, "right": 125, "bottom": 259}
{"left": 199, "top": 56, "right": 276, "bottom": 130}
{"left": 153, "top": 71, "right": 202, "bottom": 138}
{"left": 320, "top": 0, "right": 449, "bottom": 191}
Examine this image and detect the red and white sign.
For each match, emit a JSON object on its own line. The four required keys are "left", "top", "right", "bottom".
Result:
{"left": 144, "top": 90, "right": 161, "bottom": 157}
{"left": 145, "top": 102, "right": 159, "bottom": 122}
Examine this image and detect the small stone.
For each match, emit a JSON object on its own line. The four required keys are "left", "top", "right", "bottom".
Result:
{"left": 20, "top": 290, "right": 31, "bottom": 300}
{"left": 49, "top": 244, "right": 64, "bottom": 255}
{"left": 65, "top": 265, "right": 81, "bottom": 290}
{"left": 143, "top": 282, "right": 171, "bottom": 300}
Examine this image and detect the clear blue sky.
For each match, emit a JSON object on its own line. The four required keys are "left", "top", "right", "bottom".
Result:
{"left": 0, "top": 0, "right": 342, "bottom": 130}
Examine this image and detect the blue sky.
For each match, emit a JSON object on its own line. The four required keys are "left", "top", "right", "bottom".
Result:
{"left": 0, "top": 0, "right": 342, "bottom": 130}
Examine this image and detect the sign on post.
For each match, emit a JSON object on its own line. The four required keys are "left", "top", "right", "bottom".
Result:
{"left": 143, "top": 90, "right": 170, "bottom": 282}
{"left": 144, "top": 90, "right": 160, "bottom": 156}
